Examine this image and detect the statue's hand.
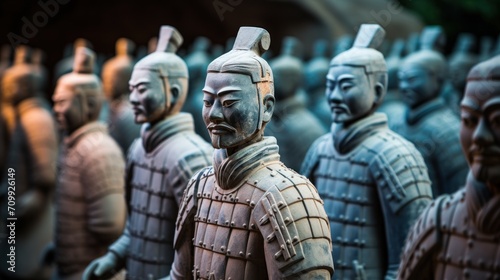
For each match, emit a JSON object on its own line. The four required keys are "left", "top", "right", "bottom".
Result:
{"left": 82, "top": 252, "right": 120, "bottom": 280}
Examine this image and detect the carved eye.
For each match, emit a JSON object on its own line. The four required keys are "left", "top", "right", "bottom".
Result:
{"left": 461, "top": 115, "right": 477, "bottom": 128}
{"left": 203, "top": 100, "right": 213, "bottom": 107}
{"left": 222, "top": 100, "right": 238, "bottom": 107}
{"left": 341, "top": 83, "right": 353, "bottom": 92}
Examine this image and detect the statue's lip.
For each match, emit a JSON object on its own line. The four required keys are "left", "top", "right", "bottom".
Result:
{"left": 207, "top": 123, "right": 236, "bottom": 134}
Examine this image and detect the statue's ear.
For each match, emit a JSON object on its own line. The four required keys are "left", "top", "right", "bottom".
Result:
{"left": 262, "top": 94, "right": 275, "bottom": 123}
{"left": 170, "top": 83, "right": 180, "bottom": 107}
{"left": 374, "top": 81, "right": 385, "bottom": 107}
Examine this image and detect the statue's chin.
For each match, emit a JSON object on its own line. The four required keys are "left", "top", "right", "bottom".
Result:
{"left": 472, "top": 164, "right": 500, "bottom": 188}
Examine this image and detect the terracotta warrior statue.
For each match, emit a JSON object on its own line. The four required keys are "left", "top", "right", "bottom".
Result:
{"left": 304, "top": 39, "right": 332, "bottom": 130}
{"left": 395, "top": 30, "right": 469, "bottom": 197}
{"left": 377, "top": 38, "right": 406, "bottom": 129}
{"left": 447, "top": 33, "right": 478, "bottom": 114}
{"left": 265, "top": 36, "right": 326, "bottom": 172}
{"left": 83, "top": 25, "right": 213, "bottom": 280}
{"left": 101, "top": 38, "right": 141, "bottom": 154}
{"left": 0, "top": 45, "right": 57, "bottom": 280}
{"left": 52, "top": 46, "right": 127, "bottom": 280}
{"left": 301, "top": 24, "right": 433, "bottom": 280}
{"left": 183, "top": 36, "right": 212, "bottom": 142}
{"left": 169, "top": 26, "right": 334, "bottom": 280}
{"left": 398, "top": 54, "right": 500, "bottom": 280}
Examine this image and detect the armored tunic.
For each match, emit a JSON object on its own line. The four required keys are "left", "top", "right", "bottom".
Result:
{"left": 398, "top": 173, "right": 500, "bottom": 280}
{"left": 265, "top": 96, "right": 326, "bottom": 172}
{"left": 392, "top": 98, "right": 468, "bottom": 196}
{"left": 109, "top": 113, "right": 213, "bottom": 279}
{"left": 172, "top": 137, "right": 334, "bottom": 280}
{"left": 301, "top": 113, "right": 433, "bottom": 280}
{"left": 56, "top": 121, "right": 126, "bottom": 279}
{"left": 0, "top": 98, "right": 57, "bottom": 279}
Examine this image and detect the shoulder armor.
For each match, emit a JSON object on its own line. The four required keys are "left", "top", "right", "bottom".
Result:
{"left": 174, "top": 167, "right": 213, "bottom": 248}
{"left": 369, "top": 134, "right": 433, "bottom": 213}
{"left": 398, "top": 191, "right": 462, "bottom": 280}
{"left": 300, "top": 134, "right": 329, "bottom": 178}
{"left": 253, "top": 166, "right": 332, "bottom": 274}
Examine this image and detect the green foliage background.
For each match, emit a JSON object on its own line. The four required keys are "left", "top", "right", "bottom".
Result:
{"left": 401, "top": 0, "right": 500, "bottom": 49}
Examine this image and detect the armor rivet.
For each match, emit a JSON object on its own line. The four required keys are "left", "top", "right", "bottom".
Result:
{"left": 293, "top": 236, "right": 298, "bottom": 242}
{"left": 192, "top": 238, "right": 195, "bottom": 242}
{"left": 246, "top": 199, "right": 250, "bottom": 203}
{"left": 284, "top": 217, "right": 290, "bottom": 223}
{"left": 231, "top": 221, "right": 235, "bottom": 227}
{"left": 239, "top": 251, "right": 244, "bottom": 256}
{"left": 227, "top": 250, "right": 231, "bottom": 255}
{"left": 282, "top": 180, "right": 286, "bottom": 183}
{"left": 211, "top": 244, "right": 214, "bottom": 249}
{"left": 250, "top": 201, "right": 255, "bottom": 207}
{"left": 199, "top": 240, "right": 203, "bottom": 245}
{"left": 254, "top": 180, "right": 259, "bottom": 184}
{"left": 467, "top": 239, "right": 473, "bottom": 248}
{"left": 197, "top": 193, "right": 201, "bottom": 197}
{"left": 225, "top": 220, "right": 229, "bottom": 225}
{"left": 247, "top": 253, "right": 252, "bottom": 257}
{"left": 251, "top": 224, "right": 255, "bottom": 229}
{"left": 278, "top": 201, "right": 284, "bottom": 207}
{"left": 446, "top": 255, "right": 452, "bottom": 262}
{"left": 243, "top": 223, "right": 247, "bottom": 228}
{"left": 463, "top": 269, "right": 470, "bottom": 278}
{"left": 286, "top": 239, "right": 291, "bottom": 245}
{"left": 275, "top": 226, "right": 279, "bottom": 231}
{"left": 281, "top": 245, "right": 285, "bottom": 249}
{"left": 208, "top": 218, "right": 211, "bottom": 222}
{"left": 221, "top": 246, "right": 225, "bottom": 251}
{"left": 215, "top": 219, "right": 218, "bottom": 223}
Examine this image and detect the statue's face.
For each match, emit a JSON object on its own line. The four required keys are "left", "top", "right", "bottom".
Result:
{"left": 326, "top": 65, "right": 376, "bottom": 125}
{"left": 398, "top": 64, "right": 438, "bottom": 108}
{"left": 53, "top": 83, "right": 84, "bottom": 134}
{"left": 460, "top": 81, "right": 500, "bottom": 187}
{"left": 128, "top": 68, "right": 167, "bottom": 124}
{"left": 202, "top": 72, "right": 260, "bottom": 150}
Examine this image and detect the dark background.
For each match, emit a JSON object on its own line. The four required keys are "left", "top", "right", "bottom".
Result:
{"left": 0, "top": 0, "right": 499, "bottom": 94}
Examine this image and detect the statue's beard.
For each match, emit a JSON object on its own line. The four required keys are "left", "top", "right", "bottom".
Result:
{"left": 472, "top": 163, "right": 500, "bottom": 191}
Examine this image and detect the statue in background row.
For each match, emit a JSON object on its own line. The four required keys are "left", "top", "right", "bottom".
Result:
{"left": 83, "top": 25, "right": 212, "bottom": 280}
{"left": 0, "top": 45, "right": 57, "bottom": 280}
{"left": 395, "top": 26, "right": 469, "bottom": 197}
{"left": 266, "top": 36, "right": 326, "bottom": 172}
{"left": 301, "top": 24, "right": 433, "bottom": 280}
{"left": 53, "top": 47, "right": 127, "bottom": 280}
{"left": 101, "top": 38, "right": 141, "bottom": 155}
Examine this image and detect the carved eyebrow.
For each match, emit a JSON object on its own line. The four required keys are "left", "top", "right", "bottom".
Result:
{"left": 203, "top": 86, "right": 241, "bottom": 96}
{"left": 483, "top": 97, "right": 500, "bottom": 112}
{"left": 129, "top": 80, "right": 150, "bottom": 87}
{"left": 460, "top": 98, "right": 480, "bottom": 112}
